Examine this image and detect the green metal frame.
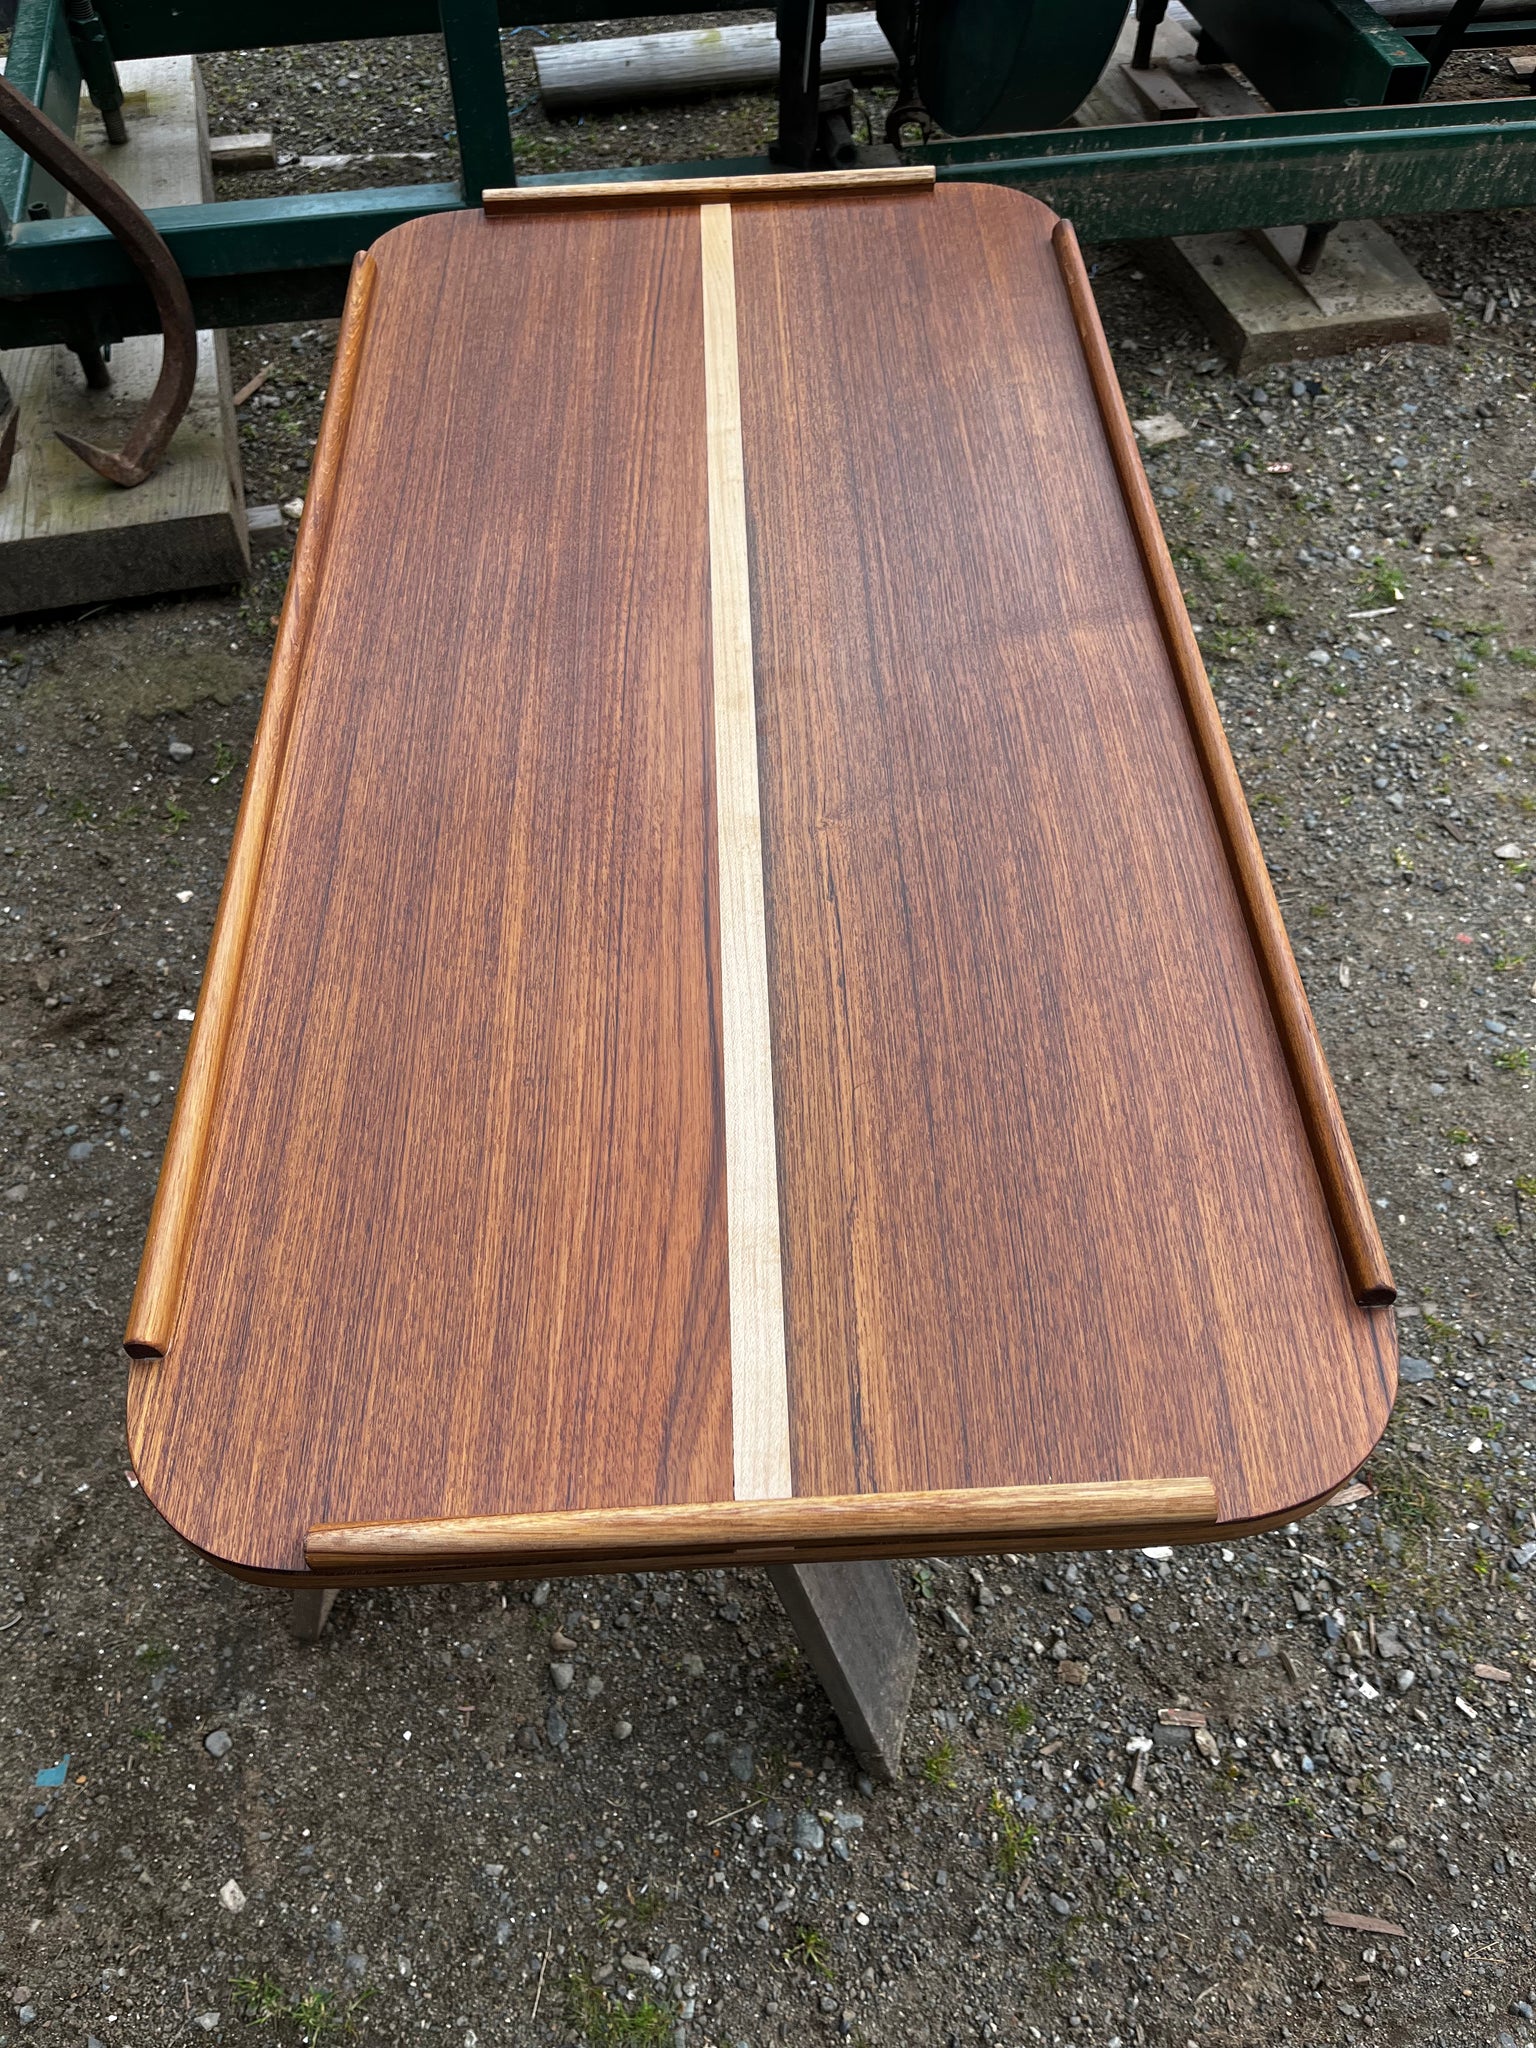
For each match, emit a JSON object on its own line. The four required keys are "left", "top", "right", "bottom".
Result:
{"left": 3, "top": 0, "right": 1536, "bottom": 350}
{"left": 1181, "top": 0, "right": 1427, "bottom": 108}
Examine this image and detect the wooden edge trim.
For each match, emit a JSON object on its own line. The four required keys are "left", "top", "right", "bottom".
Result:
{"left": 306, "top": 1479, "right": 1218, "bottom": 1571}
{"left": 483, "top": 167, "right": 934, "bottom": 215}
{"left": 122, "top": 250, "right": 379, "bottom": 1361}
{"left": 1050, "top": 218, "right": 1394, "bottom": 1310}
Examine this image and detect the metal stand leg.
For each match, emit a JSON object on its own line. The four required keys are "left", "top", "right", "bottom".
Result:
{"left": 1132, "top": 0, "right": 1170, "bottom": 72}
{"left": 770, "top": 0, "right": 829, "bottom": 169}
{"left": 289, "top": 1587, "right": 337, "bottom": 1642}
{"left": 767, "top": 1561, "right": 919, "bottom": 1781}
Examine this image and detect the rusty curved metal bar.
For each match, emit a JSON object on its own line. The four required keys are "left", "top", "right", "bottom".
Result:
{"left": 0, "top": 71, "right": 195, "bottom": 487}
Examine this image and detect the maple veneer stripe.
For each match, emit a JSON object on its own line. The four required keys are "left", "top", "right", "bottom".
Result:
{"left": 123, "top": 250, "right": 379, "bottom": 1361}
{"left": 1050, "top": 218, "right": 1394, "bottom": 1310}
{"left": 306, "top": 1477, "right": 1219, "bottom": 1570}
{"left": 701, "top": 201, "right": 793, "bottom": 1502}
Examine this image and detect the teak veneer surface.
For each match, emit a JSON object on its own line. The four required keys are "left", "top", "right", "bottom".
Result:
{"left": 127, "top": 184, "right": 1395, "bottom": 1579}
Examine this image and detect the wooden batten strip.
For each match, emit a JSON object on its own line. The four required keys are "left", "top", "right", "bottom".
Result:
{"left": 483, "top": 166, "right": 933, "bottom": 215}
{"left": 307, "top": 1478, "right": 1220, "bottom": 1571}
{"left": 700, "top": 201, "right": 794, "bottom": 1502}
{"left": 1050, "top": 219, "right": 1395, "bottom": 1311}
{"left": 122, "top": 251, "right": 380, "bottom": 1361}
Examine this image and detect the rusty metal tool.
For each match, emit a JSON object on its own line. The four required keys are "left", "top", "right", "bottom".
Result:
{"left": 0, "top": 69, "right": 195, "bottom": 487}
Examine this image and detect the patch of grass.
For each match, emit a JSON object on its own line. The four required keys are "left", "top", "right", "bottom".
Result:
{"left": 1369, "top": 1447, "right": 1445, "bottom": 1533}
{"left": 1494, "top": 1047, "right": 1530, "bottom": 1073}
{"left": 1040, "top": 1952, "right": 1077, "bottom": 1993}
{"left": 1492, "top": 954, "right": 1526, "bottom": 973}
{"left": 163, "top": 795, "right": 191, "bottom": 835}
{"left": 1005, "top": 1700, "right": 1035, "bottom": 1736}
{"left": 1456, "top": 676, "right": 1481, "bottom": 701}
{"left": 233, "top": 1978, "right": 370, "bottom": 2045}
{"left": 1223, "top": 549, "right": 1266, "bottom": 588}
{"left": 1446, "top": 1126, "right": 1473, "bottom": 1145}
{"left": 135, "top": 1639, "right": 173, "bottom": 1671}
{"left": 233, "top": 1976, "right": 289, "bottom": 2024}
{"left": 132, "top": 1726, "right": 165, "bottom": 1752}
{"left": 784, "top": 1925, "right": 833, "bottom": 1981}
{"left": 1392, "top": 846, "right": 1414, "bottom": 873}
{"left": 1101, "top": 1793, "right": 1137, "bottom": 1832}
{"left": 212, "top": 739, "right": 237, "bottom": 782}
{"left": 564, "top": 1970, "right": 672, "bottom": 2047}
{"left": 1507, "top": 645, "right": 1536, "bottom": 668}
{"left": 1228, "top": 1817, "right": 1258, "bottom": 1842}
{"left": 989, "top": 1791, "right": 1038, "bottom": 1876}
{"left": 920, "top": 1737, "right": 959, "bottom": 1790}
{"left": 1516, "top": 1174, "right": 1536, "bottom": 1203}
{"left": 1363, "top": 556, "right": 1404, "bottom": 605}
{"left": 1422, "top": 1310, "right": 1459, "bottom": 1342}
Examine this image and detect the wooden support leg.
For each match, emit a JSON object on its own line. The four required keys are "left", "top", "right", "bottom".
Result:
{"left": 288, "top": 1587, "right": 337, "bottom": 1642}
{"left": 766, "top": 1561, "right": 918, "bottom": 1782}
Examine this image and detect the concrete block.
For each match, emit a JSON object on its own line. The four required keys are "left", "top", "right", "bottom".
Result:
{"left": 1143, "top": 220, "right": 1451, "bottom": 370}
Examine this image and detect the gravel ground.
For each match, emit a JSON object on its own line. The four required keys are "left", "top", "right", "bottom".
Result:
{"left": 1, "top": 25, "right": 1535, "bottom": 2048}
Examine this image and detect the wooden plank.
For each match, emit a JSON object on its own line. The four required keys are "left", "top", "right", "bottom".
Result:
{"left": 534, "top": 14, "right": 897, "bottom": 110}
{"left": 0, "top": 57, "right": 248, "bottom": 617}
{"left": 305, "top": 1478, "right": 1221, "bottom": 1570}
{"left": 729, "top": 183, "right": 1395, "bottom": 1525}
{"left": 1121, "top": 64, "right": 1201, "bottom": 119}
{"left": 766, "top": 1561, "right": 918, "bottom": 1781}
{"left": 125, "top": 251, "right": 378, "bottom": 1361}
{"left": 1053, "top": 218, "right": 1393, "bottom": 1308}
{"left": 128, "top": 206, "right": 732, "bottom": 1573}
{"left": 1321, "top": 1910, "right": 1407, "bottom": 1938}
{"left": 483, "top": 168, "right": 933, "bottom": 216}
{"left": 701, "top": 203, "right": 792, "bottom": 1505}
{"left": 210, "top": 130, "right": 277, "bottom": 172}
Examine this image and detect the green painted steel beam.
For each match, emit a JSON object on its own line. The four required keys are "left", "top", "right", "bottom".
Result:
{"left": 1401, "top": 16, "right": 1536, "bottom": 44}
{"left": 1181, "top": 0, "right": 1427, "bottom": 108}
{"left": 437, "top": 0, "right": 515, "bottom": 202}
{"left": 4, "top": 104, "right": 1536, "bottom": 347}
{"left": 0, "top": 0, "right": 83, "bottom": 230}
{"left": 924, "top": 99, "right": 1536, "bottom": 241}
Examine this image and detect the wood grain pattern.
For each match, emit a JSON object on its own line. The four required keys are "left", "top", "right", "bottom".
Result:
{"left": 307, "top": 1478, "right": 1219, "bottom": 1571}
{"left": 730, "top": 183, "right": 1395, "bottom": 1531}
{"left": 482, "top": 168, "right": 932, "bottom": 215}
{"left": 124, "top": 248, "right": 377, "bottom": 1359}
{"left": 1051, "top": 219, "right": 1394, "bottom": 1309}
{"left": 128, "top": 206, "right": 731, "bottom": 1569}
{"left": 126, "top": 183, "right": 1395, "bottom": 1583}
{"left": 701, "top": 203, "right": 792, "bottom": 1503}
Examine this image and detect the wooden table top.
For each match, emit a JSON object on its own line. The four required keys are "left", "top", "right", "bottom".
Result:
{"left": 125, "top": 172, "right": 1396, "bottom": 1585}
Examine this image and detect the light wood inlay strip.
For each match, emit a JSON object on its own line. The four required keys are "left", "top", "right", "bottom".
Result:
{"left": 123, "top": 250, "right": 379, "bottom": 1361}
{"left": 484, "top": 167, "right": 933, "bottom": 215}
{"left": 307, "top": 1478, "right": 1220, "bottom": 1570}
{"left": 701, "top": 201, "right": 793, "bottom": 1503}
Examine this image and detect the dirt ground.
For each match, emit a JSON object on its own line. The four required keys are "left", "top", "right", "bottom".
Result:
{"left": 1, "top": 20, "right": 1535, "bottom": 2048}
